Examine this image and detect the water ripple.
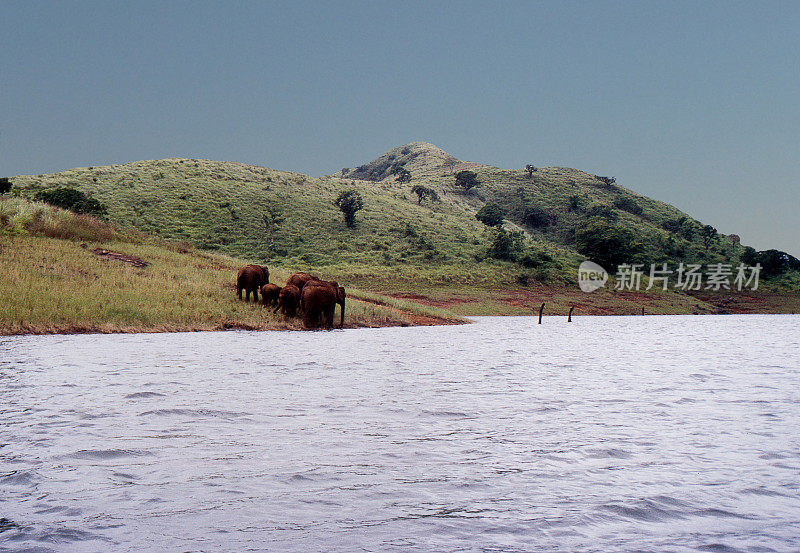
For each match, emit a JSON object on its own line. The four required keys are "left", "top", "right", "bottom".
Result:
{"left": 0, "top": 315, "right": 798, "bottom": 552}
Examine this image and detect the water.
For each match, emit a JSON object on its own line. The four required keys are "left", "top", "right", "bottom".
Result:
{"left": 2, "top": 315, "right": 800, "bottom": 553}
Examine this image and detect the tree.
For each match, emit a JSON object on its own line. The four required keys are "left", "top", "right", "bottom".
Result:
{"left": 700, "top": 224, "right": 718, "bottom": 248}
{"left": 334, "top": 189, "right": 364, "bottom": 228}
{"left": 33, "top": 187, "right": 107, "bottom": 216}
{"left": 662, "top": 216, "right": 695, "bottom": 242}
{"left": 475, "top": 203, "right": 504, "bottom": 227}
{"left": 486, "top": 229, "right": 523, "bottom": 261}
{"left": 567, "top": 194, "right": 585, "bottom": 213}
{"left": 574, "top": 223, "right": 643, "bottom": 270}
{"left": 741, "top": 248, "right": 800, "bottom": 277}
{"left": 454, "top": 170, "right": 479, "bottom": 193}
{"left": 396, "top": 168, "right": 412, "bottom": 183}
{"left": 521, "top": 206, "right": 551, "bottom": 229}
{"left": 410, "top": 185, "right": 439, "bottom": 205}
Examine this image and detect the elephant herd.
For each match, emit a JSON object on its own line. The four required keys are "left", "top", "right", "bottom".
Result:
{"left": 235, "top": 264, "right": 346, "bottom": 330}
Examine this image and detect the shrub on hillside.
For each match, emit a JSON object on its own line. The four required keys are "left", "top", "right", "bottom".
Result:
{"left": 585, "top": 204, "right": 618, "bottom": 222}
{"left": 519, "top": 249, "right": 554, "bottom": 268}
{"left": 396, "top": 168, "right": 412, "bottom": 183}
{"left": 741, "top": 247, "right": 800, "bottom": 277}
{"left": 517, "top": 248, "right": 561, "bottom": 283}
{"left": 486, "top": 229, "right": 523, "bottom": 261}
{"left": 0, "top": 178, "right": 12, "bottom": 195}
{"left": 34, "top": 187, "right": 107, "bottom": 217}
{"left": 612, "top": 196, "right": 644, "bottom": 216}
{"left": 411, "top": 184, "right": 439, "bottom": 204}
{"left": 521, "top": 205, "right": 551, "bottom": 229}
{"left": 661, "top": 216, "right": 700, "bottom": 242}
{"left": 700, "top": 224, "right": 718, "bottom": 248}
{"left": 454, "top": 170, "right": 479, "bottom": 193}
{"left": 476, "top": 203, "right": 505, "bottom": 227}
{"left": 567, "top": 194, "right": 586, "bottom": 213}
{"left": 334, "top": 189, "right": 364, "bottom": 228}
{"left": 574, "top": 223, "right": 643, "bottom": 270}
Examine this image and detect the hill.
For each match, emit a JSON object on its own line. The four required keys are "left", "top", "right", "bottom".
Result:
{"left": 0, "top": 196, "right": 463, "bottom": 334}
{"left": 7, "top": 143, "right": 799, "bottom": 316}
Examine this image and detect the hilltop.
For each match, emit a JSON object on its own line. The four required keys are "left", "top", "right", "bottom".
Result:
{"left": 7, "top": 143, "right": 799, "bottom": 316}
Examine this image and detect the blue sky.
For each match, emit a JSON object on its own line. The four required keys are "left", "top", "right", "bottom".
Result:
{"left": 2, "top": 1, "right": 798, "bottom": 256}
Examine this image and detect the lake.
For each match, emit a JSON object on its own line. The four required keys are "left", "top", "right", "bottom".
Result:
{"left": 2, "top": 315, "right": 800, "bottom": 552}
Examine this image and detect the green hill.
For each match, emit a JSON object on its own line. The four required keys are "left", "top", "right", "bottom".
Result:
{"left": 8, "top": 142, "right": 798, "bottom": 303}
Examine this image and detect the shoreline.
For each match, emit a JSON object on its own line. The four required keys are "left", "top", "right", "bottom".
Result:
{"left": 0, "top": 313, "right": 466, "bottom": 337}
{"left": 5, "top": 311, "right": 798, "bottom": 337}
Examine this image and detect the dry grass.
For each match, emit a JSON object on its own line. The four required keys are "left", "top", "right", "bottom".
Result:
{"left": 0, "top": 199, "right": 465, "bottom": 335}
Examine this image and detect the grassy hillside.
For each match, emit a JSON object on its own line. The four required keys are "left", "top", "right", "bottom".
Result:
{"left": 0, "top": 197, "right": 463, "bottom": 334}
{"left": 8, "top": 142, "right": 798, "bottom": 311}
{"left": 10, "top": 156, "right": 516, "bottom": 273}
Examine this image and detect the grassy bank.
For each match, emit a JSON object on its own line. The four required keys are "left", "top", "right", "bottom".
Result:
{"left": 0, "top": 198, "right": 464, "bottom": 335}
{"left": 2, "top": 196, "right": 796, "bottom": 337}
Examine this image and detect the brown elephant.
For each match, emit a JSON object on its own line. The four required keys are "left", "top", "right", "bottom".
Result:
{"left": 301, "top": 280, "right": 346, "bottom": 329}
{"left": 286, "top": 272, "right": 321, "bottom": 292}
{"left": 273, "top": 284, "right": 300, "bottom": 317}
{"left": 237, "top": 265, "right": 269, "bottom": 302}
{"left": 260, "top": 283, "right": 281, "bottom": 307}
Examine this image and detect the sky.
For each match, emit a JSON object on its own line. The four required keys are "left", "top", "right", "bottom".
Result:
{"left": 1, "top": 1, "right": 798, "bottom": 256}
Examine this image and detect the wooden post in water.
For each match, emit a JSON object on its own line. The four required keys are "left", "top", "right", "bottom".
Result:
{"left": 538, "top": 303, "right": 545, "bottom": 324}
{"left": 568, "top": 305, "right": 575, "bottom": 322}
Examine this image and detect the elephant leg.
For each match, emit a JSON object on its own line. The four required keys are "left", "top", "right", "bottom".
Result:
{"left": 252, "top": 288, "right": 258, "bottom": 303}
{"left": 238, "top": 287, "right": 243, "bottom": 300}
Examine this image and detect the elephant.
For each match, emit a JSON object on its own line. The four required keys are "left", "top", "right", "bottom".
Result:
{"left": 273, "top": 284, "right": 300, "bottom": 317}
{"left": 301, "top": 280, "right": 346, "bottom": 329}
{"left": 286, "top": 272, "right": 321, "bottom": 292}
{"left": 260, "top": 283, "right": 281, "bottom": 307}
{"left": 237, "top": 264, "right": 270, "bottom": 302}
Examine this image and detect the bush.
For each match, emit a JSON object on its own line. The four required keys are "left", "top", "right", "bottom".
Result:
{"left": 521, "top": 206, "right": 551, "bottom": 229}
{"left": 519, "top": 249, "right": 554, "bottom": 268}
{"left": 700, "top": 224, "right": 718, "bottom": 248}
{"left": 741, "top": 247, "right": 800, "bottom": 277}
{"left": 567, "top": 194, "right": 585, "bottom": 213}
{"left": 613, "top": 196, "right": 644, "bottom": 216}
{"left": 486, "top": 229, "right": 523, "bottom": 261}
{"left": 662, "top": 216, "right": 695, "bottom": 242}
{"left": 585, "top": 204, "right": 618, "bottom": 222}
{"left": 476, "top": 203, "right": 505, "bottom": 227}
{"left": 396, "top": 168, "right": 412, "bottom": 183}
{"left": 574, "top": 223, "right": 643, "bottom": 270}
{"left": 411, "top": 184, "right": 439, "bottom": 204}
{"left": 33, "top": 187, "right": 107, "bottom": 217}
{"left": 454, "top": 170, "right": 479, "bottom": 193}
{"left": 0, "top": 178, "right": 11, "bottom": 195}
{"left": 334, "top": 189, "right": 364, "bottom": 228}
